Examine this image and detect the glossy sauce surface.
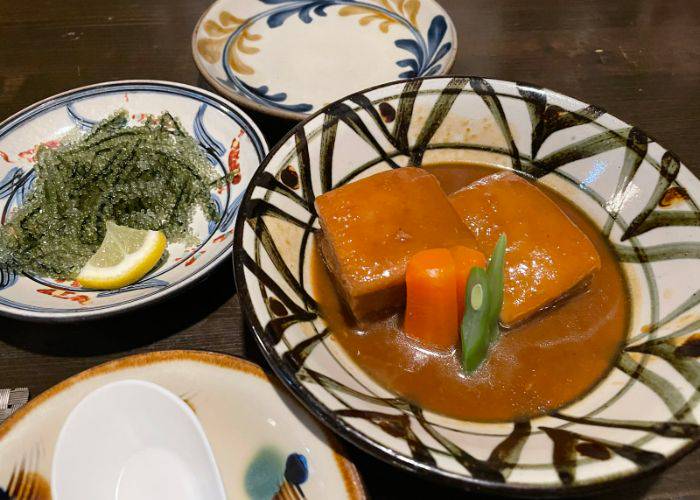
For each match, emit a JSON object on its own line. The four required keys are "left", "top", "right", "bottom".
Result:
{"left": 311, "top": 164, "right": 630, "bottom": 422}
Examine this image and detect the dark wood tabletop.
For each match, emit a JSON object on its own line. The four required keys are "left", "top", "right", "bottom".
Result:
{"left": 1, "top": 0, "right": 699, "bottom": 498}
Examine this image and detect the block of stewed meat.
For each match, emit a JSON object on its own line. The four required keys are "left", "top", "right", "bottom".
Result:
{"left": 315, "top": 167, "right": 477, "bottom": 321}
{"left": 449, "top": 171, "right": 601, "bottom": 327}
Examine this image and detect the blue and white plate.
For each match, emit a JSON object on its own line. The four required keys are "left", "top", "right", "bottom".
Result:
{"left": 0, "top": 80, "right": 268, "bottom": 320}
{"left": 192, "top": 0, "right": 457, "bottom": 119}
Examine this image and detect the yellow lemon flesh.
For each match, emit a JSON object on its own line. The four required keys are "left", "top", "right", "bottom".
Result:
{"left": 77, "top": 222, "right": 167, "bottom": 290}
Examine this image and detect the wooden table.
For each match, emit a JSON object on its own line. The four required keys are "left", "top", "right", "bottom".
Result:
{"left": 1, "top": 1, "right": 698, "bottom": 497}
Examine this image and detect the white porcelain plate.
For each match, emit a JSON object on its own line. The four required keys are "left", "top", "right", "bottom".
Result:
{"left": 0, "top": 80, "right": 268, "bottom": 321}
{"left": 0, "top": 350, "right": 365, "bottom": 499}
{"left": 192, "top": 0, "right": 457, "bottom": 119}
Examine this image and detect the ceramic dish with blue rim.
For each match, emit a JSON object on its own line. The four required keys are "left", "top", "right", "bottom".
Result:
{"left": 0, "top": 80, "right": 267, "bottom": 321}
{"left": 234, "top": 76, "right": 700, "bottom": 495}
{"left": 192, "top": 0, "right": 456, "bottom": 120}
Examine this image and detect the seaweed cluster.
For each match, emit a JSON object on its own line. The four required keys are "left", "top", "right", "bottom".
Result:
{"left": 0, "top": 110, "right": 222, "bottom": 278}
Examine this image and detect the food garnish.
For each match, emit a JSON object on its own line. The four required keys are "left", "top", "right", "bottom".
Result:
{"left": 485, "top": 234, "right": 506, "bottom": 342}
{"left": 404, "top": 246, "right": 486, "bottom": 349}
{"left": 449, "top": 245, "right": 487, "bottom": 321}
{"left": 77, "top": 222, "right": 166, "bottom": 290}
{"left": 404, "top": 248, "right": 459, "bottom": 349}
{"left": 460, "top": 234, "right": 506, "bottom": 373}
{"left": 0, "top": 110, "right": 223, "bottom": 280}
{"left": 460, "top": 266, "right": 492, "bottom": 373}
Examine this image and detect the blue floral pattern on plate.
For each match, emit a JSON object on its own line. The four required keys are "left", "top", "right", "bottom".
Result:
{"left": 193, "top": 0, "right": 457, "bottom": 118}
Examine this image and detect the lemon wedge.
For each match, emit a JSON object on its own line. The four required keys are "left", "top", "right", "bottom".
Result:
{"left": 77, "top": 222, "right": 167, "bottom": 290}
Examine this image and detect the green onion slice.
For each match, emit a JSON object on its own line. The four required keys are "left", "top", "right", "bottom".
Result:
{"left": 461, "top": 267, "right": 492, "bottom": 372}
{"left": 460, "top": 233, "right": 507, "bottom": 373}
{"left": 486, "top": 233, "right": 507, "bottom": 342}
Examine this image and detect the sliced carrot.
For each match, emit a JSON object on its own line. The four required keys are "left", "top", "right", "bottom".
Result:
{"left": 404, "top": 248, "right": 458, "bottom": 349}
{"left": 449, "top": 246, "right": 487, "bottom": 321}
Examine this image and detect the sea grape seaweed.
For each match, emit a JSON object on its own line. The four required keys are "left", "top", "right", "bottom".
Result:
{"left": 0, "top": 110, "right": 219, "bottom": 278}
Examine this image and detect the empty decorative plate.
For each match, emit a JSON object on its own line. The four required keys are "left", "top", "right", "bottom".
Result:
{"left": 0, "top": 351, "right": 365, "bottom": 499}
{"left": 0, "top": 80, "right": 267, "bottom": 321}
{"left": 192, "top": 0, "right": 457, "bottom": 119}
{"left": 234, "top": 76, "right": 700, "bottom": 494}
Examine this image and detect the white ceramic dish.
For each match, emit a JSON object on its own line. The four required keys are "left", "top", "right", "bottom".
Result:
{"left": 52, "top": 380, "right": 226, "bottom": 500}
{"left": 0, "top": 351, "right": 365, "bottom": 499}
{"left": 192, "top": 0, "right": 457, "bottom": 119}
{"left": 0, "top": 80, "right": 268, "bottom": 321}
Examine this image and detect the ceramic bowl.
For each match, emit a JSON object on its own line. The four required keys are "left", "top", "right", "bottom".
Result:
{"left": 192, "top": 0, "right": 457, "bottom": 119}
{"left": 0, "top": 80, "right": 268, "bottom": 321}
{"left": 0, "top": 351, "right": 365, "bottom": 499}
{"left": 234, "top": 76, "right": 700, "bottom": 495}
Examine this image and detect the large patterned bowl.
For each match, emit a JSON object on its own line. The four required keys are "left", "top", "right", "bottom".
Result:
{"left": 0, "top": 80, "right": 267, "bottom": 321}
{"left": 234, "top": 76, "right": 700, "bottom": 494}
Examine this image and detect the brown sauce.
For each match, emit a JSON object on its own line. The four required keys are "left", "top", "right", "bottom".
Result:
{"left": 311, "top": 163, "right": 630, "bottom": 422}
